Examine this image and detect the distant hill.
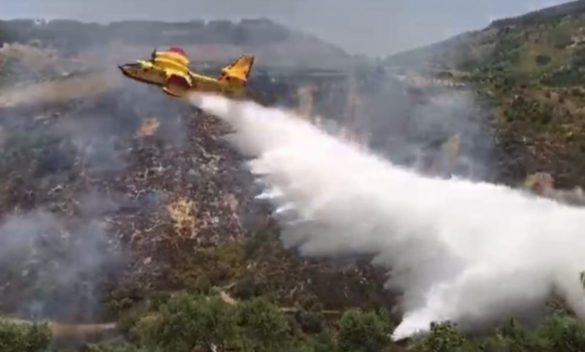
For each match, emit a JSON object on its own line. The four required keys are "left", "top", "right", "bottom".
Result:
{"left": 385, "top": 0, "right": 585, "bottom": 78}
{"left": 0, "top": 18, "right": 358, "bottom": 69}
{"left": 490, "top": 0, "right": 585, "bottom": 28}
{"left": 386, "top": 0, "right": 585, "bottom": 187}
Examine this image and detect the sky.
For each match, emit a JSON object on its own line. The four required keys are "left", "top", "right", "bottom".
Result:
{"left": 3, "top": 0, "right": 570, "bottom": 57}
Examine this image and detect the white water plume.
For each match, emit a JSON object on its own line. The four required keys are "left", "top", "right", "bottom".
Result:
{"left": 190, "top": 92, "right": 585, "bottom": 340}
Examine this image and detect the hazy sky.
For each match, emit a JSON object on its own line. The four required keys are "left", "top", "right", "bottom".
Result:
{"left": 3, "top": 0, "right": 569, "bottom": 57}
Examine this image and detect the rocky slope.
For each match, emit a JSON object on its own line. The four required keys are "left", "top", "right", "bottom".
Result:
{"left": 0, "top": 32, "right": 408, "bottom": 349}
{"left": 0, "top": 14, "right": 537, "bottom": 351}
{"left": 386, "top": 0, "right": 585, "bottom": 189}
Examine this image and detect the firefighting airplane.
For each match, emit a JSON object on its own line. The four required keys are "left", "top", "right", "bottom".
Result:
{"left": 118, "top": 47, "right": 255, "bottom": 99}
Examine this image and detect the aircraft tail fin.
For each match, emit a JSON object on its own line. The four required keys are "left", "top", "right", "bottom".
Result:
{"left": 217, "top": 55, "right": 255, "bottom": 87}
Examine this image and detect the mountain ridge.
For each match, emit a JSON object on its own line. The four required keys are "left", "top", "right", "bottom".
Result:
{"left": 385, "top": 1, "right": 585, "bottom": 70}
{"left": 0, "top": 17, "right": 359, "bottom": 69}
{"left": 386, "top": 0, "right": 585, "bottom": 188}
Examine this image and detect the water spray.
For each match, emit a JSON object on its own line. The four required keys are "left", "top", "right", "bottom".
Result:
{"left": 190, "top": 92, "right": 585, "bottom": 340}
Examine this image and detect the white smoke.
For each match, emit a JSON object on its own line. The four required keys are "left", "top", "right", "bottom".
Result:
{"left": 190, "top": 93, "right": 585, "bottom": 340}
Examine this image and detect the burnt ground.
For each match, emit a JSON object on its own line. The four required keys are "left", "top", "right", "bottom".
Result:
{"left": 0, "top": 50, "right": 506, "bottom": 346}
{"left": 0, "top": 80, "right": 400, "bottom": 329}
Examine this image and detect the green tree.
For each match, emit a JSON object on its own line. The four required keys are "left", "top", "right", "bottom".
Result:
{"left": 238, "top": 297, "right": 293, "bottom": 352}
{"left": 337, "top": 308, "right": 391, "bottom": 352}
{"left": 540, "top": 314, "right": 585, "bottom": 352}
{"left": 310, "top": 331, "right": 337, "bottom": 352}
{"left": 131, "top": 292, "right": 297, "bottom": 352}
{"left": 497, "top": 318, "right": 549, "bottom": 351}
{"left": 0, "top": 320, "right": 51, "bottom": 352}
{"left": 295, "top": 307, "right": 324, "bottom": 334}
{"left": 413, "top": 322, "right": 468, "bottom": 352}
{"left": 136, "top": 292, "right": 239, "bottom": 352}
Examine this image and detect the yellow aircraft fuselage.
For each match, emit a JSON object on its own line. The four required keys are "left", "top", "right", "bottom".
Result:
{"left": 118, "top": 47, "right": 255, "bottom": 99}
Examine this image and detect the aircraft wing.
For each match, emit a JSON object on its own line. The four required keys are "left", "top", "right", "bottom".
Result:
{"left": 154, "top": 47, "right": 190, "bottom": 74}
{"left": 217, "top": 55, "right": 255, "bottom": 86}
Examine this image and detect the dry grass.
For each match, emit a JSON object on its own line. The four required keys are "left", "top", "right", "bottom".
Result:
{"left": 136, "top": 117, "right": 161, "bottom": 138}
{"left": 166, "top": 197, "right": 198, "bottom": 238}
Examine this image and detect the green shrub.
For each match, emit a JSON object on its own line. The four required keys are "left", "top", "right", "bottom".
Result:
{"left": 238, "top": 297, "right": 293, "bottom": 351}
{"left": 295, "top": 309, "right": 324, "bottom": 334}
{"left": 232, "top": 276, "right": 264, "bottom": 300}
{"left": 413, "top": 322, "right": 467, "bottom": 352}
{"left": 540, "top": 314, "right": 585, "bottom": 352}
{"left": 541, "top": 68, "right": 584, "bottom": 87}
{"left": 496, "top": 319, "right": 546, "bottom": 351}
{"left": 131, "top": 292, "right": 296, "bottom": 352}
{"left": 310, "top": 331, "right": 337, "bottom": 352}
{"left": 337, "top": 308, "right": 391, "bottom": 352}
{"left": 0, "top": 320, "right": 51, "bottom": 352}
{"left": 411, "top": 316, "right": 585, "bottom": 352}
{"left": 552, "top": 31, "right": 573, "bottom": 49}
{"left": 135, "top": 292, "right": 239, "bottom": 352}
{"left": 113, "top": 288, "right": 585, "bottom": 352}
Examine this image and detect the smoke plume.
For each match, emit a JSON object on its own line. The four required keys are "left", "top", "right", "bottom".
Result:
{"left": 190, "top": 92, "right": 585, "bottom": 340}
{"left": 0, "top": 194, "right": 124, "bottom": 323}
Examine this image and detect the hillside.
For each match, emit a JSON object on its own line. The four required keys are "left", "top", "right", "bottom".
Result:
{"left": 0, "top": 18, "right": 422, "bottom": 352}
{"left": 387, "top": 0, "right": 585, "bottom": 189}
{"left": 0, "top": 78, "right": 402, "bottom": 352}
{"left": 386, "top": 0, "right": 585, "bottom": 71}
{"left": 5, "top": 9, "right": 585, "bottom": 352}
{"left": 0, "top": 18, "right": 358, "bottom": 69}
